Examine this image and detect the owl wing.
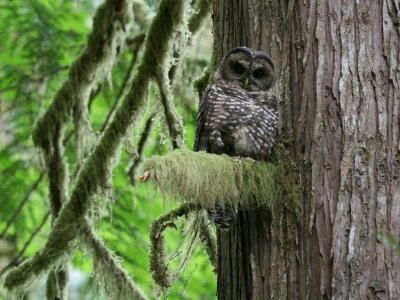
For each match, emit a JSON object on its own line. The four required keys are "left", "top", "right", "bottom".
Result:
{"left": 194, "top": 87, "right": 212, "bottom": 152}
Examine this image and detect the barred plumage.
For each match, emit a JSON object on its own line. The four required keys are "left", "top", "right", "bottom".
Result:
{"left": 194, "top": 47, "right": 278, "bottom": 229}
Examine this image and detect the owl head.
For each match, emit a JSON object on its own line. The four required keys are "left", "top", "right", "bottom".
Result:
{"left": 214, "top": 47, "right": 275, "bottom": 91}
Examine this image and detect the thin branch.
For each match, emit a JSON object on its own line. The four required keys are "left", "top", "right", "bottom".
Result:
{"left": 0, "top": 173, "right": 45, "bottom": 239}
{"left": 156, "top": 79, "right": 185, "bottom": 149}
{"left": 100, "top": 36, "right": 145, "bottom": 133}
{"left": 81, "top": 221, "right": 149, "bottom": 300}
{"left": 188, "top": 0, "right": 212, "bottom": 33}
{"left": 0, "top": 211, "right": 50, "bottom": 278}
{"left": 126, "top": 33, "right": 146, "bottom": 50}
{"left": 127, "top": 113, "right": 155, "bottom": 185}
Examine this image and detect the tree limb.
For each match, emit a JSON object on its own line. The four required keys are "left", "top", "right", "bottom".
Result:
{"left": 4, "top": 0, "right": 189, "bottom": 292}
{"left": 81, "top": 221, "right": 149, "bottom": 300}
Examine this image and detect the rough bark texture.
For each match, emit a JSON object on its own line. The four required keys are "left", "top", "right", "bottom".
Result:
{"left": 213, "top": 0, "right": 400, "bottom": 299}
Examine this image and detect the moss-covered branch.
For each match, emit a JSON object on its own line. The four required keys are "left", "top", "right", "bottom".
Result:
{"left": 145, "top": 149, "right": 279, "bottom": 291}
{"left": 143, "top": 150, "right": 279, "bottom": 209}
{"left": 154, "top": 0, "right": 211, "bottom": 149}
{"left": 156, "top": 79, "right": 186, "bottom": 149}
{"left": 4, "top": 0, "right": 189, "bottom": 292}
{"left": 30, "top": 1, "right": 136, "bottom": 296}
{"left": 32, "top": 0, "right": 135, "bottom": 213}
{"left": 81, "top": 222, "right": 148, "bottom": 300}
{"left": 149, "top": 203, "right": 202, "bottom": 293}
{"left": 198, "top": 213, "right": 217, "bottom": 272}
{"left": 188, "top": 0, "right": 212, "bottom": 33}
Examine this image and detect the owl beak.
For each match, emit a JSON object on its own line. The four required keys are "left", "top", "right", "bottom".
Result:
{"left": 243, "top": 78, "right": 249, "bottom": 89}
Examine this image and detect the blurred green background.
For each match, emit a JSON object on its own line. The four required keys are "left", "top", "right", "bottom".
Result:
{"left": 0, "top": 0, "right": 215, "bottom": 298}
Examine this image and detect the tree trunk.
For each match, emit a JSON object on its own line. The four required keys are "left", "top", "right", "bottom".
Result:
{"left": 213, "top": 1, "right": 400, "bottom": 299}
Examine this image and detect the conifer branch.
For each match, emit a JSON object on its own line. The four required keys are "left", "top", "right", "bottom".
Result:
{"left": 143, "top": 149, "right": 279, "bottom": 209}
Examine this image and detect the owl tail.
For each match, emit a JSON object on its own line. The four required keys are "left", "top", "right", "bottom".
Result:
{"left": 207, "top": 203, "right": 236, "bottom": 230}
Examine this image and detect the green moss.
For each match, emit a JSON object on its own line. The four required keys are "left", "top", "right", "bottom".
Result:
{"left": 193, "top": 66, "right": 211, "bottom": 98}
{"left": 145, "top": 145, "right": 301, "bottom": 295}
{"left": 272, "top": 140, "right": 301, "bottom": 220}
{"left": 143, "top": 149, "right": 280, "bottom": 209}
{"left": 149, "top": 203, "right": 199, "bottom": 294}
{"left": 4, "top": 0, "right": 190, "bottom": 295}
{"left": 82, "top": 223, "right": 149, "bottom": 300}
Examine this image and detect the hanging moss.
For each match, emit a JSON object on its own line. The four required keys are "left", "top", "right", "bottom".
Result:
{"left": 32, "top": 0, "right": 136, "bottom": 208}
{"left": 188, "top": 0, "right": 212, "bottom": 33}
{"left": 143, "top": 149, "right": 279, "bottom": 209}
{"left": 193, "top": 66, "right": 211, "bottom": 99}
{"left": 198, "top": 212, "right": 217, "bottom": 273}
{"left": 149, "top": 203, "right": 200, "bottom": 294}
{"left": 4, "top": 0, "right": 189, "bottom": 294}
{"left": 81, "top": 223, "right": 149, "bottom": 300}
{"left": 148, "top": 209, "right": 216, "bottom": 296}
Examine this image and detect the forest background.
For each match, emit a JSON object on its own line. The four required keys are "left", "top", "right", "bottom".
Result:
{"left": 0, "top": 0, "right": 216, "bottom": 299}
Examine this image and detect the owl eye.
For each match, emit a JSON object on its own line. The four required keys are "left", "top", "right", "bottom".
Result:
{"left": 253, "top": 68, "right": 266, "bottom": 79}
{"left": 232, "top": 63, "right": 245, "bottom": 74}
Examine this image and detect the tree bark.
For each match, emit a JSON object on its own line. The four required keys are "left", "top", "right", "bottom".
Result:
{"left": 213, "top": 0, "right": 400, "bottom": 299}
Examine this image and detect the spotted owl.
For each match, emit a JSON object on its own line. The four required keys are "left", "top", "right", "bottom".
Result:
{"left": 194, "top": 47, "right": 278, "bottom": 229}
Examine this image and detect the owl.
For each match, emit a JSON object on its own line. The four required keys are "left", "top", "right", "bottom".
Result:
{"left": 194, "top": 47, "right": 278, "bottom": 229}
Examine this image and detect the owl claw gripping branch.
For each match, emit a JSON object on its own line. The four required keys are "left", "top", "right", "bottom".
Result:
{"left": 194, "top": 47, "right": 278, "bottom": 229}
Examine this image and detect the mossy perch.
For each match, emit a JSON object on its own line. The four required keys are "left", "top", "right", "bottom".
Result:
{"left": 142, "top": 149, "right": 280, "bottom": 209}
{"left": 145, "top": 150, "right": 281, "bottom": 294}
